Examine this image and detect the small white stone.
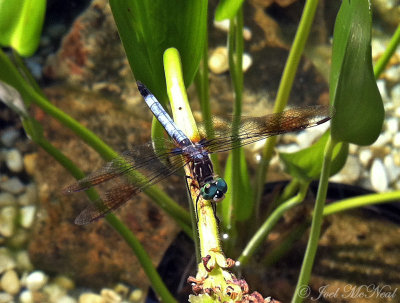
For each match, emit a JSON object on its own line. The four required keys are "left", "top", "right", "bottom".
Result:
{"left": 1, "top": 269, "right": 20, "bottom": 295}
{"left": 276, "top": 143, "right": 300, "bottom": 153}
{"left": 79, "top": 293, "right": 105, "bottom": 303}
{"left": 58, "top": 296, "right": 78, "bottom": 303}
{"left": 15, "top": 251, "right": 33, "bottom": 272}
{"left": 393, "top": 133, "right": 400, "bottom": 147}
{"left": 384, "top": 65, "right": 400, "bottom": 82}
{"left": 0, "top": 177, "right": 25, "bottom": 195}
{"left": 386, "top": 117, "right": 399, "bottom": 134}
{"left": 371, "top": 132, "right": 391, "bottom": 148}
{"left": 5, "top": 149, "right": 24, "bottom": 173}
{"left": 376, "top": 79, "right": 389, "bottom": 103}
{"left": 26, "top": 271, "right": 48, "bottom": 291}
{"left": 18, "top": 183, "right": 37, "bottom": 206}
{"left": 19, "top": 206, "right": 36, "bottom": 228}
{"left": 43, "top": 283, "right": 66, "bottom": 302}
{"left": 53, "top": 275, "right": 75, "bottom": 290}
{"left": 384, "top": 154, "right": 400, "bottom": 182}
{"left": 391, "top": 84, "right": 400, "bottom": 107}
{"left": 370, "top": 159, "right": 389, "bottom": 192}
{"left": 100, "top": 288, "right": 121, "bottom": 303}
{"left": 0, "top": 206, "right": 17, "bottom": 237}
{"left": 208, "top": 47, "right": 228, "bottom": 74}
{"left": 242, "top": 53, "right": 252, "bottom": 72}
{"left": 0, "top": 193, "right": 16, "bottom": 207}
{"left": 19, "top": 290, "right": 33, "bottom": 303}
{"left": 129, "top": 289, "right": 144, "bottom": 302}
{"left": 359, "top": 149, "right": 373, "bottom": 167}
{"left": 0, "top": 292, "right": 13, "bottom": 303}
{"left": 0, "top": 249, "right": 16, "bottom": 274}
{"left": 0, "top": 129, "right": 19, "bottom": 147}
{"left": 330, "top": 155, "right": 361, "bottom": 183}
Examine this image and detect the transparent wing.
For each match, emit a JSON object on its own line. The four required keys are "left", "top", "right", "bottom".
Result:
{"left": 201, "top": 105, "right": 332, "bottom": 153}
{"left": 64, "top": 139, "right": 187, "bottom": 225}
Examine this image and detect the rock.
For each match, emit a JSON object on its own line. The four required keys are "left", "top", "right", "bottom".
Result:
{"left": 0, "top": 292, "right": 13, "bottom": 303}
{"left": 359, "top": 149, "right": 373, "bottom": 167}
{"left": 15, "top": 251, "right": 33, "bottom": 272}
{"left": 0, "top": 249, "right": 16, "bottom": 274}
{"left": 386, "top": 117, "right": 399, "bottom": 134}
{"left": 100, "top": 288, "right": 121, "bottom": 303}
{"left": 23, "top": 153, "right": 37, "bottom": 176}
{"left": 25, "top": 271, "right": 48, "bottom": 291}
{"left": 371, "top": 132, "right": 391, "bottom": 148}
{"left": 393, "top": 133, "right": 400, "bottom": 147}
{"left": 19, "top": 206, "right": 36, "bottom": 228}
{"left": 0, "top": 206, "right": 17, "bottom": 237}
{"left": 384, "top": 154, "right": 400, "bottom": 183}
{"left": 0, "top": 193, "right": 16, "bottom": 207}
{"left": 58, "top": 296, "right": 78, "bottom": 303}
{"left": 129, "top": 289, "right": 144, "bottom": 302}
{"left": 79, "top": 293, "right": 105, "bottom": 303}
{"left": 330, "top": 155, "right": 361, "bottom": 184}
{"left": 19, "top": 290, "right": 33, "bottom": 303}
{"left": 53, "top": 276, "right": 75, "bottom": 291}
{"left": 1, "top": 269, "right": 20, "bottom": 295}
{"left": 0, "top": 177, "right": 25, "bottom": 195}
{"left": 43, "top": 283, "right": 66, "bottom": 302}
{"left": 209, "top": 47, "right": 229, "bottom": 74}
{"left": 370, "top": 159, "right": 389, "bottom": 192}
{"left": 18, "top": 183, "right": 37, "bottom": 206}
{"left": 5, "top": 149, "right": 24, "bottom": 173}
{"left": 0, "top": 128, "right": 20, "bottom": 147}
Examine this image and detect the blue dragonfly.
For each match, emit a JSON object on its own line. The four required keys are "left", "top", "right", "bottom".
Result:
{"left": 65, "top": 82, "right": 331, "bottom": 225}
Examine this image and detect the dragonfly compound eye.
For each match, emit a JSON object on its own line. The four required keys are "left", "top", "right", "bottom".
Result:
{"left": 200, "top": 183, "right": 218, "bottom": 200}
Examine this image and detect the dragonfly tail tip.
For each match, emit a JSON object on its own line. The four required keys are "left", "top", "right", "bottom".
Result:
{"left": 136, "top": 81, "right": 149, "bottom": 97}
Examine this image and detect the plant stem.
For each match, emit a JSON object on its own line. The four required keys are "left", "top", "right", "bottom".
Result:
{"left": 254, "top": 0, "right": 320, "bottom": 218}
{"left": 374, "top": 24, "right": 400, "bottom": 78}
{"left": 291, "top": 136, "right": 336, "bottom": 303}
{"left": 323, "top": 191, "right": 400, "bottom": 216}
{"left": 238, "top": 182, "right": 309, "bottom": 266}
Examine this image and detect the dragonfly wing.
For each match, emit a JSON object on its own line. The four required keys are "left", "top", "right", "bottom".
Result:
{"left": 202, "top": 105, "right": 332, "bottom": 153}
{"left": 74, "top": 153, "right": 186, "bottom": 225}
{"left": 64, "top": 139, "right": 181, "bottom": 193}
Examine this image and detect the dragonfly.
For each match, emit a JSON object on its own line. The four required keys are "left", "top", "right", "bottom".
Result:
{"left": 65, "top": 81, "right": 332, "bottom": 225}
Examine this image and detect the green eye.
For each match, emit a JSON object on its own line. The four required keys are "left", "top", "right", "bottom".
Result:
{"left": 200, "top": 183, "right": 217, "bottom": 200}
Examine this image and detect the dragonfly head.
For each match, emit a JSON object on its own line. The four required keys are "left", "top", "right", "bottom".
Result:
{"left": 200, "top": 177, "right": 228, "bottom": 202}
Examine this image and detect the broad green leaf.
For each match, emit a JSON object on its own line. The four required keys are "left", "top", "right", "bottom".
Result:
{"left": 215, "top": 0, "right": 244, "bottom": 21}
{"left": 109, "top": 0, "right": 207, "bottom": 103}
{"left": 0, "top": 0, "right": 46, "bottom": 56}
{"left": 222, "top": 148, "right": 253, "bottom": 224}
{"left": 280, "top": 131, "right": 348, "bottom": 181}
{"left": 330, "top": 0, "right": 384, "bottom": 145}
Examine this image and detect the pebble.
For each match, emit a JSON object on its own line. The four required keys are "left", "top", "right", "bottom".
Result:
{"left": 376, "top": 79, "right": 389, "bottom": 102}
{"left": 19, "top": 206, "right": 36, "bottom": 228}
{"left": 53, "top": 276, "right": 75, "bottom": 291}
{"left": 0, "top": 177, "right": 25, "bottom": 195}
{"left": 208, "top": 47, "right": 228, "bottom": 74}
{"left": 371, "top": 132, "right": 392, "bottom": 148}
{"left": 0, "top": 128, "right": 19, "bottom": 147}
{"left": 129, "top": 289, "right": 144, "bottom": 302}
{"left": 5, "top": 149, "right": 24, "bottom": 173}
{"left": 0, "top": 292, "right": 13, "bottom": 303}
{"left": 0, "top": 206, "right": 17, "bottom": 237}
{"left": 58, "top": 295, "right": 78, "bottom": 303}
{"left": 23, "top": 153, "right": 37, "bottom": 176}
{"left": 100, "top": 288, "right": 121, "bottom": 303}
{"left": 25, "top": 271, "right": 48, "bottom": 291}
{"left": 384, "top": 154, "right": 400, "bottom": 182}
{"left": 18, "top": 183, "right": 37, "bottom": 206}
{"left": 0, "top": 249, "right": 16, "bottom": 274}
{"left": 1, "top": 269, "right": 20, "bottom": 295}
{"left": 370, "top": 159, "right": 389, "bottom": 192}
{"left": 15, "top": 251, "right": 33, "bottom": 272}
{"left": 79, "top": 293, "right": 105, "bottom": 303}
{"left": 385, "top": 117, "right": 399, "bottom": 134}
{"left": 393, "top": 133, "right": 400, "bottom": 147}
{"left": 0, "top": 193, "right": 16, "bottom": 207}
{"left": 330, "top": 155, "right": 361, "bottom": 183}
{"left": 19, "top": 290, "right": 33, "bottom": 303}
{"left": 359, "top": 149, "right": 373, "bottom": 167}
{"left": 43, "top": 283, "right": 67, "bottom": 302}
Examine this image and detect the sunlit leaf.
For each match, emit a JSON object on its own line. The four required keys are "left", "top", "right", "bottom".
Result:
{"left": 109, "top": 0, "right": 207, "bottom": 103}
{"left": 280, "top": 131, "right": 348, "bottom": 181}
{"left": 0, "top": 0, "right": 46, "bottom": 56}
{"left": 330, "top": 0, "right": 384, "bottom": 145}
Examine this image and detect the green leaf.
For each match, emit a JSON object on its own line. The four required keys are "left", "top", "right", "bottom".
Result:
{"left": 222, "top": 148, "right": 253, "bottom": 223}
{"left": 0, "top": 0, "right": 46, "bottom": 56}
{"left": 280, "top": 131, "right": 348, "bottom": 181}
{"left": 330, "top": 0, "right": 384, "bottom": 145}
{"left": 215, "top": 0, "right": 244, "bottom": 21}
{"left": 109, "top": 0, "right": 207, "bottom": 103}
